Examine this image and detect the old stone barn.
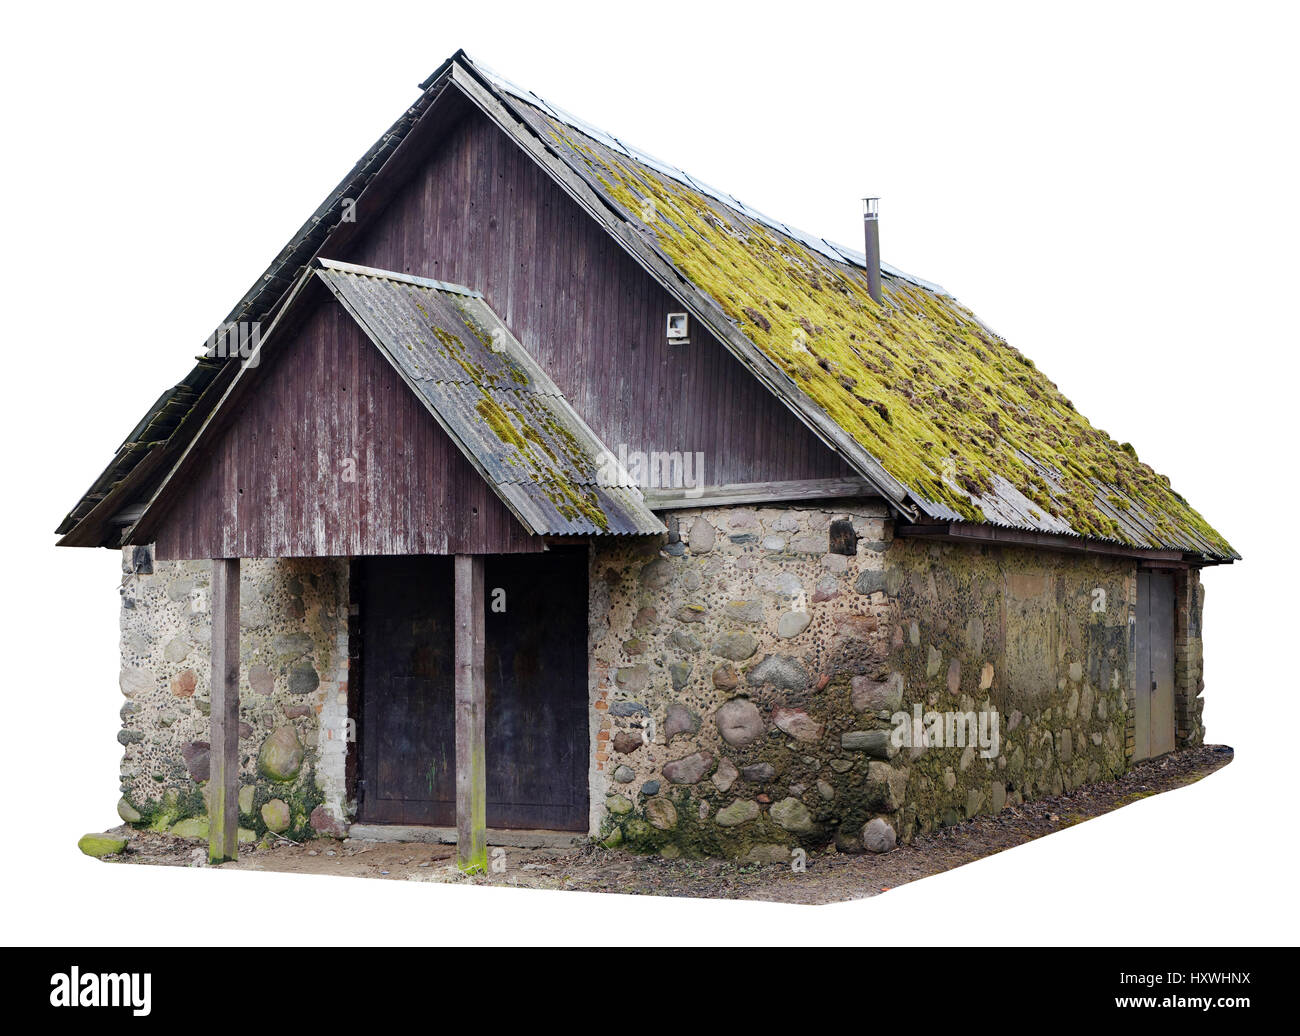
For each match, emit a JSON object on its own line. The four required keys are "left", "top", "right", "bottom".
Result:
{"left": 59, "top": 52, "right": 1236, "bottom": 869}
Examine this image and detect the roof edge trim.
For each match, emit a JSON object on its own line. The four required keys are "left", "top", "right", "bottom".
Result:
{"left": 315, "top": 257, "right": 482, "bottom": 298}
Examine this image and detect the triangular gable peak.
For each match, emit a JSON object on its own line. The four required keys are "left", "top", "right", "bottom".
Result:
{"left": 133, "top": 260, "right": 661, "bottom": 560}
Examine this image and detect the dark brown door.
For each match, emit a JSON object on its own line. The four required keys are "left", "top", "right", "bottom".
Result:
{"left": 1135, "top": 570, "right": 1176, "bottom": 761}
{"left": 358, "top": 556, "right": 456, "bottom": 825}
{"left": 484, "top": 551, "right": 589, "bottom": 830}
{"left": 357, "top": 551, "right": 589, "bottom": 831}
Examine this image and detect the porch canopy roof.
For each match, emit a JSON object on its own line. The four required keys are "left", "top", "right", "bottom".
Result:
{"left": 313, "top": 260, "right": 663, "bottom": 537}
{"left": 121, "top": 259, "right": 664, "bottom": 556}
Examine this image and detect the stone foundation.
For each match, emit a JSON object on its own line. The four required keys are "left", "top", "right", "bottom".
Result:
{"left": 116, "top": 548, "right": 350, "bottom": 843}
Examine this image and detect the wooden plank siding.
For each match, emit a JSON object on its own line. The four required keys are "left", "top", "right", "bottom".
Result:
{"left": 336, "top": 108, "right": 854, "bottom": 489}
{"left": 151, "top": 296, "right": 541, "bottom": 559}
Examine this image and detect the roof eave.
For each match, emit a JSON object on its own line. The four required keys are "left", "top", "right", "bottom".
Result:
{"left": 57, "top": 62, "right": 467, "bottom": 548}
{"left": 897, "top": 519, "right": 1238, "bottom": 566}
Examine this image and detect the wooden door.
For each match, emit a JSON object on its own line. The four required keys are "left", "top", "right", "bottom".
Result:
{"left": 358, "top": 556, "right": 456, "bottom": 824}
{"left": 485, "top": 550, "right": 589, "bottom": 831}
{"left": 1135, "top": 570, "right": 1176, "bottom": 761}
{"left": 357, "top": 550, "right": 589, "bottom": 830}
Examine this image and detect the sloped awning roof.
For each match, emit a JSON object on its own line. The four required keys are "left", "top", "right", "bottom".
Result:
{"left": 312, "top": 259, "right": 663, "bottom": 536}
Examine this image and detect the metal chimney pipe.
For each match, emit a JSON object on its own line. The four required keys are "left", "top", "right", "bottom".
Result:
{"left": 862, "top": 197, "right": 882, "bottom": 304}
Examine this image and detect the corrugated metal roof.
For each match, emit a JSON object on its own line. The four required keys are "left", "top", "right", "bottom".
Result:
{"left": 59, "top": 50, "right": 1236, "bottom": 562}
{"left": 315, "top": 259, "right": 665, "bottom": 538}
{"left": 472, "top": 60, "right": 950, "bottom": 296}
{"left": 477, "top": 73, "right": 1236, "bottom": 561}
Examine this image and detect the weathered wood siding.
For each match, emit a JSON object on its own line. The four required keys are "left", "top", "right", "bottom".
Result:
{"left": 338, "top": 108, "right": 854, "bottom": 488}
{"left": 151, "top": 296, "right": 541, "bottom": 560}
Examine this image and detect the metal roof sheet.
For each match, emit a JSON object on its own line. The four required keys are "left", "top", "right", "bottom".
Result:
{"left": 473, "top": 59, "right": 950, "bottom": 295}
{"left": 58, "top": 50, "right": 1236, "bottom": 563}
{"left": 485, "top": 81, "right": 1236, "bottom": 561}
{"left": 315, "top": 259, "right": 665, "bottom": 538}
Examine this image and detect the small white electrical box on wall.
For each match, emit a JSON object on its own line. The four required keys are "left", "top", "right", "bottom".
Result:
{"left": 666, "top": 312, "right": 690, "bottom": 344}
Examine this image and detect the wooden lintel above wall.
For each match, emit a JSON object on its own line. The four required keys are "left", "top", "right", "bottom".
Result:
{"left": 896, "top": 521, "right": 1195, "bottom": 564}
{"left": 644, "top": 477, "right": 888, "bottom": 512}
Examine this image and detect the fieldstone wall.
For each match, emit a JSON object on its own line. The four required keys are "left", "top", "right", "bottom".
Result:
{"left": 885, "top": 539, "right": 1133, "bottom": 843}
{"left": 108, "top": 524, "right": 1202, "bottom": 859}
{"left": 116, "top": 547, "right": 350, "bottom": 844}
{"left": 589, "top": 506, "right": 1140, "bottom": 859}
{"left": 589, "top": 501, "right": 896, "bottom": 860}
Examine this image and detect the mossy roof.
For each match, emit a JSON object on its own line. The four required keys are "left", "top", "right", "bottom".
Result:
{"left": 58, "top": 51, "right": 1235, "bottom": 561}
{"left": 485, "top": 72, "right": 1235, "bottom": 561}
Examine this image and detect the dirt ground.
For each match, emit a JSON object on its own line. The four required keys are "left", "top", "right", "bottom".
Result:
{"left": 102, "top": 744, "right": 1232, "bottom": 904}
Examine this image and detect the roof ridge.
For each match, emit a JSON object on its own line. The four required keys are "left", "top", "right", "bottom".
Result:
{"left": 453, "top": 51, "right": 949, "bottom": 296}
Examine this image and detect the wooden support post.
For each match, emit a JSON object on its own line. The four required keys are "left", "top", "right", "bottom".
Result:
{"left": 208, "top": 557, "right": 241, "bottom": 864}
{"left": 454, "top": 553, "right": 486, "bottom": 874}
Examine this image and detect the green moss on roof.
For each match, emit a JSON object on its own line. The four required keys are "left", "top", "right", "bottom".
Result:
{"left": 545, "top": 124, "right": 1233, "bottom": 557}
{"left": 475, "top": 395, "right": 530, "bottom": 453}
{"left": 474, "top": 392, "right": 610, "bottom": 532}
{"left": 396, "top": 277, "right": 616, "bottom": 533}
{"left": 431, "top": 325, "right": 484, "bottom": 383}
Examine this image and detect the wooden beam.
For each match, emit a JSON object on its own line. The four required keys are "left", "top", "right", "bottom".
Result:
{"left": 208, "top": 557, "right": 240, "bottom": 864}
{"left": 454, "top": 554, "right": 487, "bottom": 874}
{"left": 644, "top": 477, "right": 885, "bottom": 511}
{"left": 895, "top": 521, "right": 1188, "bottom": 562}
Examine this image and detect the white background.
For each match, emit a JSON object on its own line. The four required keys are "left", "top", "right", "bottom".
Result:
{"left": 1, "top": 0, "right": 1295, "bottom": 945}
